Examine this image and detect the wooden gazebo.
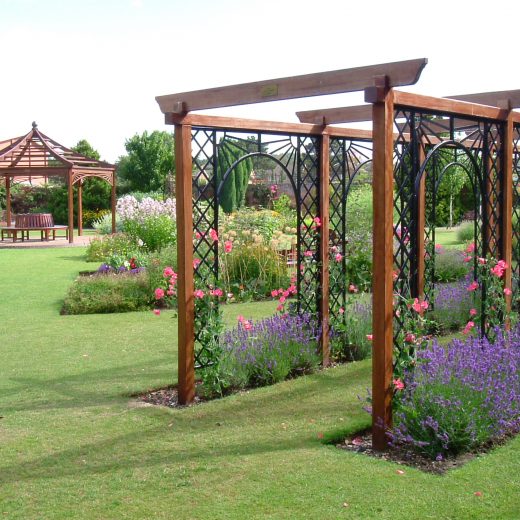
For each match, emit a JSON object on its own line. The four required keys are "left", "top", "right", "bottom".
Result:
{"left": 0, "top": 123, "right": 116, "bottom": 243}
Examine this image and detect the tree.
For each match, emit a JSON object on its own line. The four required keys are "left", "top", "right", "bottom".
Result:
{"left": 117, "top": 131, "right": 174, "bottom": 193}
{"left": 217, "top": 139, "right": 253, "bottom": 213}
{"left": 72, "top": 139, "right": 101, "bottom": 160}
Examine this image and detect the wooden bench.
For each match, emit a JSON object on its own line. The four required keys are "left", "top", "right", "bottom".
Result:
{"left": 1, "top": 213, "right": 69, "bottom": 242}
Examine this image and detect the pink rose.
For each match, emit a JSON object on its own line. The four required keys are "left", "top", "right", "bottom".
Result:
{"left": 504, "top": 287, "right": 512, "bottom": 296}
{"left": 154, "top": 288, "right": 165, "bottom": 300}
{"left": 193, "top": 258, "right": 201, "bottom": 269}
{"left": 339, "top": 307, "right": 345, "bottom": 314}
{"left": 209, "top": 228, "right": 218, "bottom": 242}
{"left": 313, "top": 217, "right": 321, "bottom": 227}
{"left": 163, "top": 267, "right": 174, "bottom": 277}
{"left": 348, "top": 284, "right": 358, "bottom": 294}
{"left": 393, "top": 378, "right": 405, "bottom": 391}
{"left": 366, "top": 334, "right": 373, "bottom": 341}
{"left": 467, "top": 281, "right": 479, "bottom": 292}
{"left": 224, "top": 240, "right": 233, "bottom": 253}
{"left": 194, "top": 289, "right": 205, "bottom": 299}
{"left": 271, "top": 290, "right": 279, "bottom": 298}
{"left": 469, "top": 308, "right": 478, "bottom": 316}
{"left": 335, "top": 253, "right": 342, "bottom": 262}
{"left": 153, "top": 309, "right": 161, "bottom": 316}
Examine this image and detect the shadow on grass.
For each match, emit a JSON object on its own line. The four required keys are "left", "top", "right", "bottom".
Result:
{"left": 0, "top": 364, "right": 372, "bottom": 485}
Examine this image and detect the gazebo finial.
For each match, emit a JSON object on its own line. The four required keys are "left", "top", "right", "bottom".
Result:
{"left": 32, "top": 121, "right": 38, "bottom": 129}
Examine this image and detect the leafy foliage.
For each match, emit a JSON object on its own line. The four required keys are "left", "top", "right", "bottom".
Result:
{"left": 117, "top": 131, "right": 174, "bottom": 192}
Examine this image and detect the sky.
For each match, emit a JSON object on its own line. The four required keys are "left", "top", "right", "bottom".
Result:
{"left": 1, "top": 0, "right": 518, "bottom": 163}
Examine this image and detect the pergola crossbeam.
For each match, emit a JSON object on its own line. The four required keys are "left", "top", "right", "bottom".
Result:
{"left": 156, "top": 58, "right": 427, "bottom": 114}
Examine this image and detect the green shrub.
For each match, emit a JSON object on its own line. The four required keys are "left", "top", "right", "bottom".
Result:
{"left": 434, "top": 248, "right": 469, "bottom": 282}
{"left": 92, "top": 212, "right": 124, "bottom": 234}
{"left": 82, "top": 209, "right": 110, "bottom": 228}
{"left": 85, "top": 233, "right": 137, "bottom": 262}
{"left": 222, "top": 208, "right": 286, "bottom": 244}
{"left": 123, "top": 214, "right": 176, "bottom": 252}
{"left": 145, "top": 246, "right": 178, "bottom": 297}
{"left": 61, "top": 271, "right": 151, "bottom": 314}
{"left": 456, "top": 221, "right": 474, "bottom": 243}
{"left": 222, "top": 243, "right": 289, "bottom": 299}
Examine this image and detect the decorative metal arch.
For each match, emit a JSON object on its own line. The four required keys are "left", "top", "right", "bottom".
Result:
{"left": 190, "top": 127, "right": 321, "bottom": 367}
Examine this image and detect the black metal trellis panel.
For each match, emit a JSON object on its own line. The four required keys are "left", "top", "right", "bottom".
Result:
{"left": 392, "top": 108, "right": 507, "bottom": 342}
{"left": 328, "top": 137, "right": 372, "bottom": 323}
{"left": 190, "top": 127, "right": 321, "bottom": 367}
{"left": 513, "top": 124, "right": 520, "bottom": 307}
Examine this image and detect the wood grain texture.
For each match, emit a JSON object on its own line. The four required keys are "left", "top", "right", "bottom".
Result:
{"left": 157, "top": 59, "right": 427, "bottom": 114}
{"left": 502, "top": 114, "right": 514, "bottom": 315}
{"left": 296, "top": 104, "right": 372, "bottom": 125}
{"left": 371, "top": 89, "right": 395, "bottom": 451}
{"left": 394, "top": 91, "right": 509, "bottom": 121}
{"left": 447, "top": 90, "right": 520, "bottom": 109}
{"left": 77, "top": 180, "right": 83, "bottom": 236}
{"left": 67, "top": 170, "right": 74, "bottom": 244}
{"left": 175, "top": 124, "right": 196, "bottom": 405}
{"left": 319, "top": 133, "right": 330, "bottom": 367}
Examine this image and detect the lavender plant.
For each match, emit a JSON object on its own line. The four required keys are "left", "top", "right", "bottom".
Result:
{"left": 389, "top": 325, "right": 520, "bottom": 459}
{"left": 201, "top": 313, "right": 321, "bottom": 396}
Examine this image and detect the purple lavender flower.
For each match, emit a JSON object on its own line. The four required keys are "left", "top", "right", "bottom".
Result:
{"left": 390, "top": 324, "right": 520, "bottom": 459}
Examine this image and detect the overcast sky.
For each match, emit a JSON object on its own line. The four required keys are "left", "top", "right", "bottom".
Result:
{"left": 1, "top": 0, "right": 518, "bottom": 162}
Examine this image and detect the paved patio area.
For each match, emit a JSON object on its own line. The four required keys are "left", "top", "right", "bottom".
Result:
{"left": 0, "top": 234, "right": 94, "bottom": 249}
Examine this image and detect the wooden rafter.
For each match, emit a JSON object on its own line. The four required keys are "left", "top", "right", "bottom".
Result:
{"left": 156, "top": 58, "right": 427, "bottom": 114}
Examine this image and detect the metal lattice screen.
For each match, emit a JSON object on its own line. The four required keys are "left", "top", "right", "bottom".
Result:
{"left": 190, "top": 128, "right": 321, "bottom": 367}
{"left": 513, "top": 123, "right": 520, "bottom": 308}
{"left": 328, "top": 137, "right": 372, "bottom": 323}
{"left": 392, "top": 108, "right": 506, "bottom": 341}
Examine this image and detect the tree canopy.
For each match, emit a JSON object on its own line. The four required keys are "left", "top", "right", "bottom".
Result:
{"left": 117, "top": 131, "right": 174, "bottom": 193}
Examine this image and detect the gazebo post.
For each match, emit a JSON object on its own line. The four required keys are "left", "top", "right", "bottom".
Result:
{"left": 5, "top": 176, "right": 11, "bottom": 225}
{"left": 67, "top": 170, "right": 74, "bottom": 244}
{"left": 77, "top": 180, "right": 83, "bottom": 236}
{"left": 111, "top": 173, "right": 116, "bottom": 234}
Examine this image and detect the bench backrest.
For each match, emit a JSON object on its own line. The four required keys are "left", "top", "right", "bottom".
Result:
{"left": 15, "top": 213, "right": 54, "bottom": 228}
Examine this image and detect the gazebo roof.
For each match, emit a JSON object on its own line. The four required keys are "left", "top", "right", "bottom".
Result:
{"left": 0, "top": 123, "right": 115, "bottom": 184}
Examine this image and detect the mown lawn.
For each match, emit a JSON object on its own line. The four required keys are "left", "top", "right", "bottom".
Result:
{"left": 0, "top": 247, "right": 519, "bottom": 519}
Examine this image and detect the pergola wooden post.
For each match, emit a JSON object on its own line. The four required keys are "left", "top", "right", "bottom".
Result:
{"left": 366, "top": 78, "right": 395, "bottom": 451}
{"left": 502, "top": 110, "right": 514, "bottom": 315}
{"left": 77, "top": 180, "right": 83, "bottom": 236}
{"left": 319, "top": 132, "right": 330, "bottom": 366}
{"left": 175, "top": 123, "right": 196, "bottom": 405}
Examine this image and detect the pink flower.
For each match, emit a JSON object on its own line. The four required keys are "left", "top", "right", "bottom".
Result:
{"left": 478, "top": 257, "right": 486, "bottom": 265}
{"left": 304, "top": 250, "right": 313, "bottom": 257}
{"left": 169, "top": 276, "right": 177, "bottom": 286}
{"left": 366, "top": 334, "right": 373, "bottom": 341}
{"left": 288, "top": 285, "right": 297, "bottom": 295}
{"left": 411, "top": 298, "right": 428, "bottom": 314}
{"left": 243, "top": 320, "right": 252, "bottom": 330}
{"left": 193, "top": 258, "right": 201, "bottom": 269}
{"left": 335, "top": 253, "right": 342, "bottom": 262}
{"left": 194, "top": 289, "right": 205, "bottom": 299}
{"left": 153, "top": 309, "right": 161, "bottom": 316}
{"left": 209, "top": 228, "right": 218, "bottom": 242}
{"left": 392, "top": 270, "right": 399, "bottom": 282}
{"left": 466, "top": 242, "right": 476, "bottom": 253}
{"left": 348, "top": 284, "right": 358, "bottom": 294}
{"left": 279, "top": 296, "right": 286, "bottom": 304}
{"left": 163, "top": 267, "right": 175, "bottom": 277}
{"left": 393, "top": 378, "right": 405, "bottom": 391}
{"left": 276, "top": 304, "right": 284, "bottom": 312}
{"left": 210, "top": 288, "right": 223, "bottom": 297}
{"left": 463, "top": 256, "right": 472, "bottom": 263}
{"left": 271, "top": 289, "right": 279, "bottom": 298}
{"left": 435, "top": 244, "right": 443, "bottom": 252}
{"left": 504, "top": 287, "right": 512, "bottom": 296}
{"left": 469, "top": 308, "right": 478, "bottom": 316}
{"left": 467, "top": 281, "right": 479, "bottom": 292}
{"left": 462, "top": 321, "right": 475, "bottom": 335}
{"left": 224, "top": 240, "right": 233, "bottom": 253}
{"left": 270, "top": 184, "right": 277, "bottom": 194}
{"left": 195, "top": 231, "right": 202, "bottom": 239}
{"left": 313, "top": 217, "right": 321, "bottom": 227}
{"left": 404, "top": 333, "right": 416, "bottom": 343}
{"left": 154, "top": 288, "right": 165, "bottom": 300}
{"left": 166, "top": 289, "right": 174, "bottom": 296}
{"left": 237, "top": 315, "right": 245, "bottom": 323}
{"left": 282, "top": 290, "right": 290, "bottom": 298}
{"left": 339, "top": 307, "right": 345, "bottom": 314}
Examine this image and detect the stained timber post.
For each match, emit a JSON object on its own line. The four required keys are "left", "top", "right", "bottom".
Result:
{"left": 175, "top": 123, "right": 195, "bottom": 404}
{"left": 366, "top": 77, "right": 394, "bottom": 451}
{"left": 319, "top": 132, "right": 331, "bottom": 366}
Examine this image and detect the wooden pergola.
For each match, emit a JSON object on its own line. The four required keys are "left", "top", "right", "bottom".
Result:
{"left": 156, "top": 59, "right": 519, "bottom": 451}
{"left": 0, "top": 123, "right": 116, "bottom": 242}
